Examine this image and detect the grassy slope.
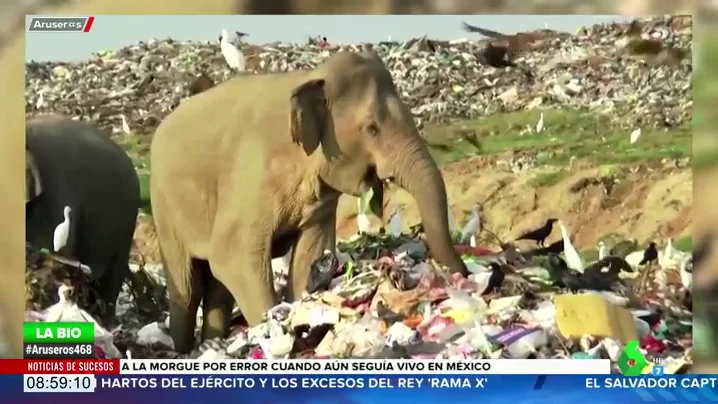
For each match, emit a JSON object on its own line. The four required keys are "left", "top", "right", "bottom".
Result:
{"left": 423, "top": 109, "right": 691, "bottom": 166}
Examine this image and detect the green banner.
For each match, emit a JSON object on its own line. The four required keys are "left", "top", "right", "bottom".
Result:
{"left": 23, "top": 322, "right": 95, "bottom": 344}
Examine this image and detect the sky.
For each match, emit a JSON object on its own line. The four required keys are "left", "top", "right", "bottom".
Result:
{"left": 25, "top": 15, "right": 635, "bottom": 62}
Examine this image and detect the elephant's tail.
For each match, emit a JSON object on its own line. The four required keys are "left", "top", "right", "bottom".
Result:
{"left": 154, "top": 210, "right": 193, "bottom": 306}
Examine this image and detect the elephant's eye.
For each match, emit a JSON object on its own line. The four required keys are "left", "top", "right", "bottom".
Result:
{"left": 367, "top": 122, "right": 380, "bottom": 136}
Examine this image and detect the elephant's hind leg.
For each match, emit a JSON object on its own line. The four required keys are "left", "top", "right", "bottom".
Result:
{"left": 97, "top": 249, "right": 132, "bottom": 328}
{"left": 200, "top": 266, "right": 234, "bottom": 341}
{"left": 166, "top": 257, "right": 204, "bottom": 353}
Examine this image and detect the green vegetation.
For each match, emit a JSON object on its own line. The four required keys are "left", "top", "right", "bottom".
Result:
{"left": 674, "top": 234, "right": 692, "bottom": 252}
{"left": 118, "top": 135, "right": 152, "bottom": 213}
{"left": 423, "top": 109, "right": 691, "bottom": 166}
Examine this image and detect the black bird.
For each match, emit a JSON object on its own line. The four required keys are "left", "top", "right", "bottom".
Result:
{"left": 526, "top": 239, "right": 563, "bottom": 257}
{"left": 306, "top": 249, "right": 339, "bottom": 294}
{"left": 479, "top": 43, "right": 516, "bottom": 68}
{"left": 577, "top": 270, "right": 615, "bottom": 292}
{"left": 188, "top": 73, "right": 215, "bottom": 96}
{"left": 583, "top": 256, "right": 634, "bottom": 278}
{"left": 545, "top": 253, "right": 569, "bottom": 285}
{"left": 482, "top": 263, "right": 506, "bottom": 295}
{"left": 559, "top": 271, "right": 583, "bottom": 293}
{"left": 462, "top": 22, "right": 507, "bottom": 39}
{"left": 544, "top": 253, "right": 617, "bottom": 293}
{"left": 639, "top": 242, "right": 659, "bottom": 266}
{"left": 516, "top": 218, "right": 558, "bottom": 247}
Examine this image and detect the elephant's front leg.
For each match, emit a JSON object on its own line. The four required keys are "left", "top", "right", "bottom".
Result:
{"left": 210, "top": 222, "right": 276, "bottom": 327}
{"left": 287, "top": 209, "right": 337, "bottom": 302}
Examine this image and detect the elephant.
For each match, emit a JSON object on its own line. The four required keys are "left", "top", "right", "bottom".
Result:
{"left": 25, "top": 116, "right": 140, "bottom": 325}
{"left": 150, "top": 50, "right": 468, "bottom": 353}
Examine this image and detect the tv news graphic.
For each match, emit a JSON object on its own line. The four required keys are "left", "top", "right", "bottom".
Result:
{"left": 27, "top": 16, "right": 95, "bottom": 33}
{"left": 3, "top": 358, "right": 718, "bottom": 401}
{"left": 23, "top": 375, "right": 95, "bottom": 393}
{"left": 23, "top": 322, "right": 95, "bottom": 359}
{"left": 616, "top": 340, "right": 648, "bottom": 376}
{"left": 117, "top": 358, "right": 609, "bottom": 375}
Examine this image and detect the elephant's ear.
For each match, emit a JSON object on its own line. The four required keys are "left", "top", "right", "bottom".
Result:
{"left": 25, "top": 150, "right": 42, "bottom": 203}
{"left": 290, "top": 79, "right": 327, "bottom": 155}
{"left": 369, "top": 181, "right": 384, "bottom": 220}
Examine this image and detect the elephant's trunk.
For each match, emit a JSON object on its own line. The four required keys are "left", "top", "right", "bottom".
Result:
{"left": 391, "top": 140, "right": 468, "bottom": 276}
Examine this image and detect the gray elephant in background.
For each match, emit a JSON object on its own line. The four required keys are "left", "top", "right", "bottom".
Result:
{"left": 25, "top": 116, "right": 140, "bottom": 325}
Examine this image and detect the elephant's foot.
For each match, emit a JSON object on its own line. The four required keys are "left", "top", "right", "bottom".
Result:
{"left": 169, "top": 300, "right": 199, "bottom": 354}
{"left": 201, "top": 275, "right": 234, "bottom": 340}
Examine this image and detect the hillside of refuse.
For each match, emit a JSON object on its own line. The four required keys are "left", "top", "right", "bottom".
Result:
{"left": 25, "top": 15, "right": 691, "bottom": 137}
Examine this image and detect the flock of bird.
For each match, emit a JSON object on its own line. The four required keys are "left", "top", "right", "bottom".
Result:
{"left": 348, "top": 193, "right": 693, "bottom": 300}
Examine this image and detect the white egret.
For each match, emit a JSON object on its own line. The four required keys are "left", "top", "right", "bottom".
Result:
{"left": 45, "top": 284, "right": 122, "bottom": 358}
{"left": 388, "top": 202, "right": 402, "bottom": 237}
{"left": 559, "top": 220, "right": 584, "bottom": 272}
{"left": 35, "top": 90, "right": 45, "bottom": 110}
{"left": 535, "top": 112, "right": 544, "bottom": 133}
{"left": 53, "top": 206, "right": 71, "bottom": 252}
{"left": 680, "top": 257, "right": 692, "bottom": 290}
{"left": 598, "top": 241, "right": 608, "bottom": 260}
{"left": 45, "top": 284, "right": 95, "bottom": 323}
{"left": 660, "top": 238, "right": 688, "bottom": 269}
{"left": 447, "top": 204, "right": 457, "bottom": 236}
{"left": 469, "top": 235, "right": 477, "bottom": 247}
{"left": 630, "top": 128, "right": 641, "bottom": 144}
{"left": 121, "top": 114, "right": 131, "bottom": 134}
{"left": 460, "top": 203, "right": 481, "bottom": 244}
{"left": 271, "top": 249, "right": 291, "bottom": 293}
{"left": 220, "top": 28, "right": 246, "bottom": 71}
{"left": 356, "top": 193, "right": 372, "bottom": 234}
{"left": 625, "top": 250, "right": 645, "bottom": 268}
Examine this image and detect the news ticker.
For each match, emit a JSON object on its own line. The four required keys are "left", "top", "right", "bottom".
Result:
{"left": 23, "top": 323, "right": 95, "bottom": 359}
{"left": 9, "top": 358, "right": 608, "bottom": 375}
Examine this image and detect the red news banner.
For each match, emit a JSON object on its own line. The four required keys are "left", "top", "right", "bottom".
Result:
{"left": 2, "top": 359, "right": 118, "bottom": 374}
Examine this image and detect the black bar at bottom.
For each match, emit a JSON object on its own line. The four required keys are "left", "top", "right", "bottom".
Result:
{"left": 23, "top": 342, "right": 95, "bottom": 359}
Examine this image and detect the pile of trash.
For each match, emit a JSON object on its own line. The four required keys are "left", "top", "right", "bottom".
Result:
{"left": 25, "top": 219, "right": 693, "bottom": 372}
{"left": 25, "top": 15, "right": 691, "bottom": 137}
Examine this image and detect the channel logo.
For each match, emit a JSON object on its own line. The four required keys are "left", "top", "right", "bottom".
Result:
{"left": 618, "top": 340, "right": 665, "bottom": 376}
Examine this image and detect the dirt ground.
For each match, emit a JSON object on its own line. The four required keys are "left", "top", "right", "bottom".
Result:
{"left": 131, "top": 157, "right": 692, "bottom": 264}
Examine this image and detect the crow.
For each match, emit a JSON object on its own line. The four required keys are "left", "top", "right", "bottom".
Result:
{"left": 306, "top": 249, "right": 339, "bottom": 294}
{"left": 577, "top": 270, "right": 615, "bottom": 292}
{"left": 516, "top": 218, "right": 558, "bottom": 247}
{"left": 482, "top": 263, "right": 506, "bottom": 295}
{"left": 545, "top": 253, "right": 569, "bottom": 286}
{"left": 583, "top": 256, "right": 634, "bottom": 277}
{"left": 546, "top": 253, "right": 621, "bottom": 293}
{"left": 559, "top": 270, "right": 583, "bottom": 293}
{"left": 639, "top": 242, "right": 659, "bottom": 266}
{"left": 188, "top": 74, "right": 215, "bottom": 96}
{"left": 526, "top": 239, "right": 563, "bottom": 257}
